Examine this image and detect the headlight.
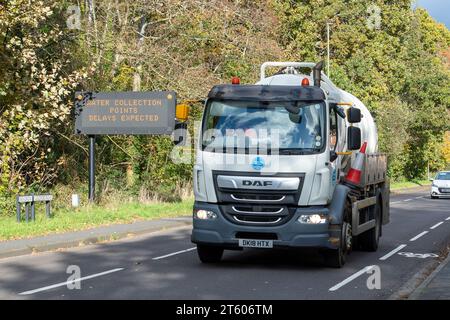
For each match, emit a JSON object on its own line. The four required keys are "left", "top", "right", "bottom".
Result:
{"left": 298, "top": 214, "right": 328, "bottom": 224}
{"left": 432, "top": 183, "right": 438, "bottom": 188}
{"left": 194, "top": 209, "right": 217, "bottom": 220}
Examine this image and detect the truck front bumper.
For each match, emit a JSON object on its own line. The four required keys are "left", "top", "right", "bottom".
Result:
{"left": 191, "top": 202, "right": 340, "bottom": 250}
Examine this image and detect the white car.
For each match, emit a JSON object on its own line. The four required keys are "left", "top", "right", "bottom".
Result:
{"left": 431, "top": 171, "right": 450, "bottom": 199}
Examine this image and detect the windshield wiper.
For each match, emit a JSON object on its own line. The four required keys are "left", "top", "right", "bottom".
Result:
{"left": 278, "top": 148, "right": 319, "bottom": 155}
{"left": 202, "top": 146, "right": 320, "bottom": 155}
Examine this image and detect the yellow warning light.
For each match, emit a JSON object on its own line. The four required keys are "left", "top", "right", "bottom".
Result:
{"left": 176, "top": 104, "right": 189, "bottom": 122}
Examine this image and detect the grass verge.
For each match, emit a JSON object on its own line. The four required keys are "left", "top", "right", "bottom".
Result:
{"left": 390, "top": 179, "right": 431, "bottom": 191}
{"left": 0, "top": 198, "right": 194, "bottom": 241}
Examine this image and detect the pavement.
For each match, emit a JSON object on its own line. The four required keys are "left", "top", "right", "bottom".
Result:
{"left": 408, "top": 248, "right": 450, "bottom": 300}
{"left": 0, "top": 186, "right": 448, "bottom": 299}
{"left": 0, "top": 217, "right": 191, "bottom": 259}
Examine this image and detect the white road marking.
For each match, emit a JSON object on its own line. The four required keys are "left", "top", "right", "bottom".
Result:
{"left": 430, "top": 222, "right": 444, "bottom": 230}
{"left": 19, "top": 268, "right": 124, "bottom": 295}
{"left": 446, "top": 217, "right": 450, "bottom": 221}
{"left": 398, "top": 252, "right": 438, "bottom": 259}
{"left": 379, "top": 244, "right": 407, "bottom": 261}
{"left": 329, "top": 265, "right": 375, "bottom": 292}
{"left": 391, "top": 196, "right": 427, "bottom": 204}
{"left": 152, "top": 247, "right": 197, "bottom": 260}
{"left": 409, "top": 231, "right": 429, "bottom": 242}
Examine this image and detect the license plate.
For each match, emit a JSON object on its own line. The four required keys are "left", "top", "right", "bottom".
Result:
{"left": 441, "top": 188, "right": 450, "bottom": 193}
{"left": 238, "top": 239, "right": 273, "bottom": 248}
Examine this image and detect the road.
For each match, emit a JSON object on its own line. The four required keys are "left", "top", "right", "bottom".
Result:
{"left": 0, "top": 189, "right": 449, "bottom": 299}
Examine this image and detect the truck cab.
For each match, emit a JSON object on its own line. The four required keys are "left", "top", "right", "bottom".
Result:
{"left": 191, "top": 62, "right": 389, "bottom": 267}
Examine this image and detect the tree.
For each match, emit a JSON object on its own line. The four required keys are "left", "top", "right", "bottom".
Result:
{"left": 0, "top": 0, "right": 90, "bottom": 206}
{"left": 275, "top": 0, "right": 449, "bottom": 180}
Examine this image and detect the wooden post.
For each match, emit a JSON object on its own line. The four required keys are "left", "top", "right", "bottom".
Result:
{"left": 31, "top": 193, "right": 35, "bottom": 221}
{"left": 46, "top": 201, "right": 51, "bottom": 218}
{"left": 16, "top": 196, "right": 21, "bottom": 222}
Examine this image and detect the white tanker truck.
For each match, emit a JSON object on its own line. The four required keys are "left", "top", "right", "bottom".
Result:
{"left": 191, "top": 61, "right": 389, "bottom": 267}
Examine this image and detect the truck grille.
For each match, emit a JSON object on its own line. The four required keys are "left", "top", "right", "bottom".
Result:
{"left": 230, "top": 194, "right": 286, "bottom": 202}
{"left": 438, "top": 188, "right": 450, "bottom": 193}
{"left": 212, "top": 171, "right": 304, "bottom": 226}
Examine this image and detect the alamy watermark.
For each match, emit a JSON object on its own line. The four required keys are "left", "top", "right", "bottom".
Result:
{"left": 366, "top": 265, "right": 381, "bottom": 290}
{"left": 66, "top": 265, "right": 81, "bottom": 290}
{"left": 169, "top": 121, "right": 287, "bottom": 173}
{"left": 66, "top": 5, "right": 81, "bottom": 30}
{"left": 367, "top": 4, "right": 382, "bottom": 30}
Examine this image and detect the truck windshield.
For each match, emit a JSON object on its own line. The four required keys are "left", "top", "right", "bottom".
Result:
{"left": 202, "top": 100, "right": 326, "bottom": 154}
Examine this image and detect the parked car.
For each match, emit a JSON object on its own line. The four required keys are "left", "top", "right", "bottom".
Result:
{"left": 431, "top": 171, "right": 450, "bottom": 199}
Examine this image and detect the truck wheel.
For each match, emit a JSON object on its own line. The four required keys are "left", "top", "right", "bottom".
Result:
{"left": 324, "top": 221, "right": 352, "bottom": 268}
{"left": 197, "top": 245, "right": 224, "bottom": 263}
{"left": 359, "top": 198, "right": 381, "bottom": 252}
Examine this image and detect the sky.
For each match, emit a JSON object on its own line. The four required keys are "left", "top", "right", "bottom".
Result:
{"left": 414, "top": 0, "right": 450, "bottom": 29}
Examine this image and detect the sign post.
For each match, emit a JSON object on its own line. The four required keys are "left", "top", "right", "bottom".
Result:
{"left": 75, "top": 91, "right": 177, "bottom": 202}
{"left": 88, "top": 135, "right": 95, "bottom": 202}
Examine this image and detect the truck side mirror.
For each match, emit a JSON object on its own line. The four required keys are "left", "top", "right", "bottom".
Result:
{"left": 347, "top": 107, "right": 361, "bottom": 123}
{"left": 347, "top": 126, "right": 361, "bottom": 150}
{"left": 173, "top": 121, "right": 188, "bottom": 146}
{"left": 173, "top": 103, "right": 190, "bottom": 146}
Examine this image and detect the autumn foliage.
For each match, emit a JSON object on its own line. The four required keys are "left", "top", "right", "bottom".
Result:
{"left": 0, "top": 0, "right": 449, "bottom": 210}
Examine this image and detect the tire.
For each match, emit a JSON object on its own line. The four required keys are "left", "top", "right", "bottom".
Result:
{"left": 324, "top": 220, "right": 352, "bottom": 268}
{"left": 197, "top": 245, "right": 224, "bottom": 263}
{"left": 431, "top": 194, "right": 438, "bottom": 199}
{"left": 359, "top": 197, "right": 381, "bottom": 252}
{"left": 324, "top": 247, "right": 345, "bottom": 268}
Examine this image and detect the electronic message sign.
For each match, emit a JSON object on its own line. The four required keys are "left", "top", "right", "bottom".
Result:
{"left": 74, "top": 91, "right": 176, "bottom": 135}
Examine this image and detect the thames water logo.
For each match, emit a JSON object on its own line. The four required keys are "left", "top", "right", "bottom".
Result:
{"left": 251, "top": 156, "right": 265, "bottom": 170}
